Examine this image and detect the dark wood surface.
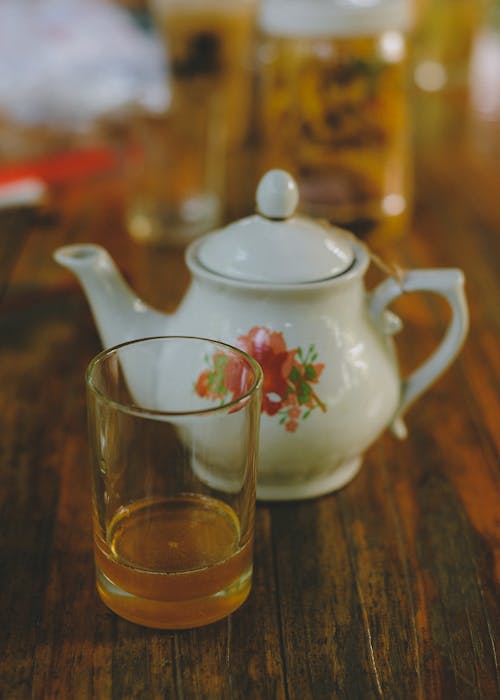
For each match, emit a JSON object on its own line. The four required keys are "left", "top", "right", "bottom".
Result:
{"left": 1, "top": 97, "right": 499, "bottom": 699}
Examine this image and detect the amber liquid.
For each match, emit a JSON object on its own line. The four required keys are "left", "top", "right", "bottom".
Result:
{"left": 127, "top": 2, "right": 257, "bottom": 243}
{"left": 258, "top": 33, "right": 411, "bottom": 242}
{"left": 94, "top": 494, "right": 253, "bottom": 629}
{"left": 154, "top": 1, "right": 256, "bottom": 147}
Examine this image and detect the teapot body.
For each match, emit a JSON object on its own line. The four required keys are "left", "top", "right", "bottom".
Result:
{"left": 170, "top": 245, "right": 401, "bottom": 499}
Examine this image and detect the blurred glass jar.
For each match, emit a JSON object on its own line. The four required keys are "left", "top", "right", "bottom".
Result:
{"left": 127, "top": 0, "right": 257, "bottom": 247}
{"left": 412, "top": 0, "right": 486, "bottom": 95}
{"left": 256, "top": 0, "right": 414, "bottom": 243}
{"left": 410, "top": 0, "right": 488, "bottom": 145}
{"left": 470, "top": 0, "right": 500, "bottom": 125}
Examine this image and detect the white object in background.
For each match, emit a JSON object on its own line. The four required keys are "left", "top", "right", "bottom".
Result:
{"left": 0, "top": 0, "right": 170, "bottom": 129}
{"left": 470, "top": 26, "right": 500, "bottom": 120}
{"left": 0, "top": 178, "right": 47, "bottom": 210}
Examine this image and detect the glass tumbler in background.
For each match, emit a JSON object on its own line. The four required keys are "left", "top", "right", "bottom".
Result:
{"left": 256, "top": 0, "right": 414, "bottom": 244}
{"left": 86, "top": 336, "right": 262, "bottom": 629}
{"left": 412, "top": 0, "right": 486, "bottom": 96}
{"left": 126, "top": 0, "right": 257, "bottom": 247}
{"left": 410, "top": 0, "right": 488, "bottom": 144}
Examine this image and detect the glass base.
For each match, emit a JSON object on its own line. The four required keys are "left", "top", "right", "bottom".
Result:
{"left": 126, "top": 192, "right": 221, "bottom": 248}
{"left": 96, "top": 565, "right": 252, "bottom": 630}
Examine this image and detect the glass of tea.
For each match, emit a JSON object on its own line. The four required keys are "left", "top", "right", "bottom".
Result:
{"left": 126, "top": 0, "right": 258, "bottom": 247}
{"left": 85, "top": 336, "right": 262, "bottom": 629}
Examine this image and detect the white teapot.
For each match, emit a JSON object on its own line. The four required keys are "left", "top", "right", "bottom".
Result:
{"left": 54, "top": 170, "right": 468, "bottom": 500}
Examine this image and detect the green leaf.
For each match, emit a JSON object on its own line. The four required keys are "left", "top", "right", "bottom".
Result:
{"left": 304, "top": 364, "right": 317, "bottom": 381}
{"left": 209, "top": 355, "right": 229, "bottom": 395}
{"left": 289, "top": 365, "right": 302, "bottom": 384}
{"left": 214, "top": 355, "right": 228, "bottom": 372}
{"left": 297, "top": 382, "right": 312, "bottom": 405}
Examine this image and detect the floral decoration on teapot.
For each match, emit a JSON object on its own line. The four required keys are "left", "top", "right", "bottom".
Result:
{"left": 195, "top": 326, "right": 326, "bottom": 432}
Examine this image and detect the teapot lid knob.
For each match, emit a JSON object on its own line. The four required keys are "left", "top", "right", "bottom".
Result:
{"left": 256, "top": 169, "right": 299, "bottom": 220}
{"left": 188, "top": 167, "right": 356, "bottom": 284}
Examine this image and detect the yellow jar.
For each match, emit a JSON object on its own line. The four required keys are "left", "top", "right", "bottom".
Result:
{"left": 257, "top": 0, "right": 413, "bottom": 243}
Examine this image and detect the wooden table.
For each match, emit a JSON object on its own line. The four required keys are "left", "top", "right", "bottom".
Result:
{"left": 1, "top": 97, "right": 499, "bottom": 698}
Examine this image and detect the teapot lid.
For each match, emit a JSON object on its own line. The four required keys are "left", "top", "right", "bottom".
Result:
{"left": 190, "top": 170, "right": 355, "bottom": 284}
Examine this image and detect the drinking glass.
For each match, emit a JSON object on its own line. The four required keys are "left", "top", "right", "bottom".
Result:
{"left": 126, "top": 0, "right": 257, "bottom": 246}
{"left": 86, "top": 336, "right": 262, "bottom": 629}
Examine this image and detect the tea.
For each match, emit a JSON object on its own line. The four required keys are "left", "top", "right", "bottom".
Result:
{"left": 127, "top": 0, "right": 258, "bottom": 245}
{"left": 154, "top": 0, "right": 256, "bottom": 148}
{"left": 94, "top": 493, "right": 253, "bottom": 629}
{"left": 154, "top": 0, "right": 258, "bottom": 221}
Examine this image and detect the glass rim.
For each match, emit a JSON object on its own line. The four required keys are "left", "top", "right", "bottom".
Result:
{"left": 85, "top": 335, "right": 263, "bottom": 418}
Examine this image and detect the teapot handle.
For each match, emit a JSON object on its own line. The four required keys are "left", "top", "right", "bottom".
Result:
{"left": 369, "top": 269, "right": 469, "bottom": 438}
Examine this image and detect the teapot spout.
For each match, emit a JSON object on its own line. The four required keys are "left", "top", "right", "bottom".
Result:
{"left": 53, "top": 243, "right": 168, "bottom": 349}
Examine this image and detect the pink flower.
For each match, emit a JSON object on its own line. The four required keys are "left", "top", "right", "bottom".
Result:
{"left": 195, "top": 327, "right": 327, "bottom": 432}
{"left": 194, "top": 369, "right": 210, "bottom": 398}
{"left": 237, "top": 327, "right": 296, "bottom": 416}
